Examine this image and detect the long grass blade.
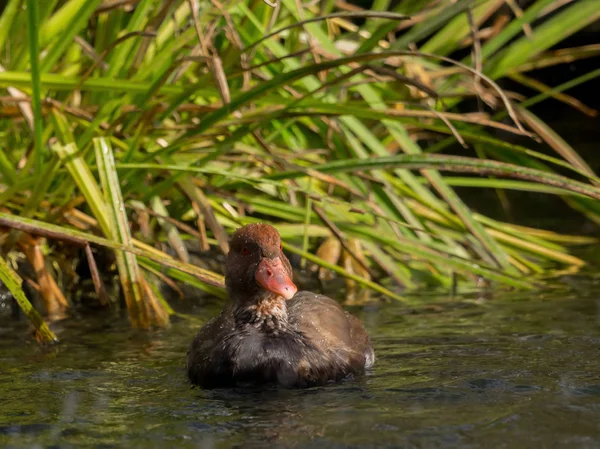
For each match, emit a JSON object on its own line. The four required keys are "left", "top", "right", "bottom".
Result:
{"left": 25, "top": 0, "right": 43, "bottom": 172}
{"left": 94, "top": 137, "right": 169, "bottom": 328}
{"left": 270, "top": 155, "right": 600, "bottom": 201}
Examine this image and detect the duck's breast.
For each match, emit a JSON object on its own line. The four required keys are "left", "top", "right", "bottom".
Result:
{"left": 230, "top": 327, "right": 309, "bottom": 386}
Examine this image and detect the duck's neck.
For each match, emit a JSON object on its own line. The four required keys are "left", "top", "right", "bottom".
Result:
{"left": 233, "top": 292, "right": 289, "bottom": 333}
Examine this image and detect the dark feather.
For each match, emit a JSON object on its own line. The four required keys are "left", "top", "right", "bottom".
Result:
{"left": 186, "top": 291, "right": 374, "bottom": 388}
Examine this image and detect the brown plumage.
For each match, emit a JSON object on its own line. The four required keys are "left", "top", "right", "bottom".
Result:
{"left": 186, "top": 223, "right": 375, "bottom": 388}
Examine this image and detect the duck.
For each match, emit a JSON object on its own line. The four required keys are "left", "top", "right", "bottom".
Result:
{"left": 186, "top": 223, "right": 375, "bottom": 388}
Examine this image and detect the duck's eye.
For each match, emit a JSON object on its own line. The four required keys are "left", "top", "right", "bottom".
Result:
{"left": 241, "top": 247, "right": 249, "bottom": 255}
{"left": 279, "top": 243, "right": 283, "bottom": 251}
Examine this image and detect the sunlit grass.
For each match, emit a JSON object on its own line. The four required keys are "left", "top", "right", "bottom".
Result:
{"left": 0, "top": 0, "right": 598, "bottom": 337}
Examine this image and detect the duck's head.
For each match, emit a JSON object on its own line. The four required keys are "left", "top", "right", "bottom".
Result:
{"left": 225, "top": 223, "right": 297, "bottom": 304}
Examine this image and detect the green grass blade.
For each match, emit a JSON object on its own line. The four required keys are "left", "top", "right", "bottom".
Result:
{"left": 425, "top": 177, "right": 583, "bottom": 196}
{"left": 520, "top": 67, "right": 600, "bottom": 111}
{"left": 422, "top": 0, "right": 499, "bottom": 56}
{"left": 0, "top": 148, "right": 17, "bottom": 185}
{"left": 518, "top": 107, "right": 596, "bottom": 178}
{"left": 105, "top": 0, "right": 155, "bottom": 77}
{"left": 347, "top": 225, "right": 535, "bottom": 289}
{"left": 0, "top": 71, "right": 198, "bottom": 94}
{"left": 94, "top": 137, "right": 169, "bottom": 328}
{"left": 0, "top": 212, "right": 225, "bottom": 289}
{"left": 149, "top": 196, "right": 190, "bottom": 263}
{"left": 0, "top": 0, "right": 22, "bottom": 51}
{"left": 139, "top": 257, "right": 227, "bottom": 300}
{"left": 276, "top": 155, "right": 600, "bottom": 201}
{"left": 0, "top": 255, "right": 58, "bottom": 343}
{"left": 390, "top": 0, "right": 473, "bottom": 50}
{"left": 282, "top": 242, "right": 408, "bottom": 302}
{"left": 476, "top": 0, "right": 555, "bottom": 61}
{"left": 25, "top": 0, "right": 43, "bottom": 172}
{"left": 39, "top": 0, "right": 103, "bottom": 73}
{"left": 50, "top": 140, "right": 111, "bottom": 234}
{"left": 487, "top": 0, "right": 600, "bottom": 78}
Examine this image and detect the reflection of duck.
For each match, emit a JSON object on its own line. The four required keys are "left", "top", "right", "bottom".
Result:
{"left": 187, "top": 224, "right": 374, "bottom": 388}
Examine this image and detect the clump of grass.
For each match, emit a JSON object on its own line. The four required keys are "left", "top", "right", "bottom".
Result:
{"left": 0, "top": 0, "right": 598, "bottom": 339}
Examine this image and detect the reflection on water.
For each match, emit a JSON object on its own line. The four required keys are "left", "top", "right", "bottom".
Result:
{"left": 1, "top": 280, "right": 600, "bottom": 448}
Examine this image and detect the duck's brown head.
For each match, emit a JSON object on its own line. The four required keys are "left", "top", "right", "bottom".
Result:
{"left": 225, "top": 223, "right": 297, "bottom": 304}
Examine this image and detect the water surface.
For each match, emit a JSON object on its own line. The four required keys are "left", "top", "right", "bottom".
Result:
{"left": 1, "top": 281, "right": 600, "bottom": 448}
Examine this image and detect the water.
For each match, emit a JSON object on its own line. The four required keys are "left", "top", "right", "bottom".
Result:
{"left": 1, "top": 281, "right": 600, "bottom": 448}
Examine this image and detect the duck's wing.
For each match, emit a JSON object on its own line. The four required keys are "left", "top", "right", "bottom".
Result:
{"left": 287, "top": 291, "right": 374, "bottom": 369}
{"left": 346, "top": 311, "right": 375, "bottom": 368}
